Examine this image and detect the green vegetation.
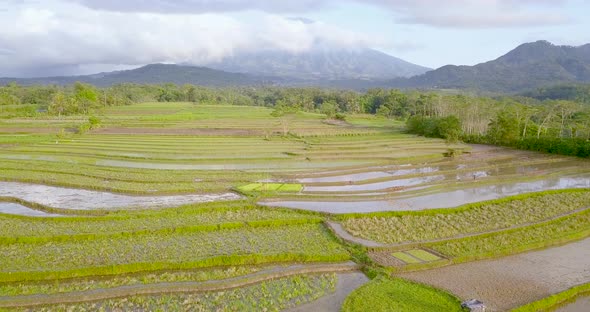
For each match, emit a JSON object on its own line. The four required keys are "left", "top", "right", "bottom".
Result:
{"left": 391, "top": 252, "right": 421, "bottom": 264}
{"left": 342, "top": 276, "right": 465, "bottom": 312}
{"left": 0, "top": 202, "right": 325, "bottom": 243}
{"left": 0, "top": 224, "right": 349, "bottom": 282}
{"left": 23, "top": 273, "right": 336, "bottom": 312}
{"left": 0, "top": 266, "right": 261, "bottom": 296}
{"left": 426, "top": 209, "right": 590, "bottom": 261}
{"left": 2, "top": 96, "right": 589, "bottom": 311}
{"left": 406, "top": 249, "right": 441, "bottom": 262}
{"left": 512, "top": 283, "right": 590, "bottom": 312}
{"left": 341, "top": 190, "right": 590, "bottom": 244}
{"left": 237, "top": 183, "right": 303, "bottom": 193}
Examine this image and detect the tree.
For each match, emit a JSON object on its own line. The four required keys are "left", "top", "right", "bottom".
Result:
{"left": 437, "top": 116, "right": 462, "bottom": 144}
{"left": 271, "top": 101, "right": 299, "bottom": 136}
{"left": 48, "top": 92, "right": 69, "bottom": 117}
{"left": 320, "top": 100, "right": 337, "bottom": 119}
{"left": 74, "top": 82, "right": 98, "bottom": 114}
{"left": 487, "top": 111, "right": 520, "bottom": 145}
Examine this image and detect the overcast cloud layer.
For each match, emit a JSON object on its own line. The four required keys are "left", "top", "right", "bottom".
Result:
{"left": 69, "top": 0, "right": 571, "bottom": 28}
{"left": 0, "top": 0, "right": 581, "bottom": 77}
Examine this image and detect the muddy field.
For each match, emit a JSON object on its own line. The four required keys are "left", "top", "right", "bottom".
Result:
{"left": 399, "top": 238, "right": 590, "bottom": 311}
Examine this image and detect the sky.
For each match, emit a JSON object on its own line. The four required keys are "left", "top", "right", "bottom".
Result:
{"left": 1, "top": 0, "right": 589, "bottom": 77}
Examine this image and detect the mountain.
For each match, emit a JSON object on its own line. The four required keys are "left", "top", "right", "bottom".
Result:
{"left": 396, "top": 41, "right": 590, "bottom": 93}
{"left": 205, "top": 48, "right": 431, "bottom": 80}
{"left": 0, "top": 64, "right": 271, "bottom": 87}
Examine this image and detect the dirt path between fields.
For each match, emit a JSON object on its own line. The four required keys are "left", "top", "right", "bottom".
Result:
{"left": 399, "top": 237, "right": 590, "bottom": 311}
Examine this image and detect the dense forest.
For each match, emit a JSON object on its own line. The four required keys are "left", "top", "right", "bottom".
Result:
{"left": 1, "top": 81, "right": 589, "bottom": 157}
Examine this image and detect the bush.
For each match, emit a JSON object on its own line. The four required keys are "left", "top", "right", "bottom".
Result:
{"left": 88, "top": 116, "right": 101, "bottom": 129}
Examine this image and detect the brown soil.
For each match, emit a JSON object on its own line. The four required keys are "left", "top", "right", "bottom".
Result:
{"left": 398, "top": 238, "right": 590, "bottom": 311}
{"left": 92, "top": 127, "right": 264, "bottom": 136}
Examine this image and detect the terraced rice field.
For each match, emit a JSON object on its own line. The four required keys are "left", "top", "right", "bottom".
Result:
{"left": 340, "top": 190, "right": 590, "bottom": 244}
{"left": 261, "top": 146, "right": 590, "bottom": 213}
{"left": 1, "top": 103, "right": 589, "bottom": 311}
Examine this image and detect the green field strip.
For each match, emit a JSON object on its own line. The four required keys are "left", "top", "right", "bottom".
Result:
{"left": 406, "top": 249, "right": 441, "bottom": 262}
{"left": 0, "top": 224, "right": 350, "bottom": 283}
{"left": 277, "top": 184, "right": 304, "bottom": 192}
{"left": 0, "top": 263, "right": 354, "bottom": 309}
{"left": 238, "top": 183, "right": 263, "bottom": 192}
{"left": 391, "top": 252, "right": 422, "bottom": 264}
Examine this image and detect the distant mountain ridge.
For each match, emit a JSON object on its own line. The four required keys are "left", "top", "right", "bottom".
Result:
{"left": 395, "top": 40, "right": 590, "bottom": 93}
{"left": 205, "top": 48, "right": 431, "bottom": 80}
{"left": 0, "top": 64, "right": 271, "bottom": 87}
{"left": 2, "top": 41, "right": 590, "bottom": 93}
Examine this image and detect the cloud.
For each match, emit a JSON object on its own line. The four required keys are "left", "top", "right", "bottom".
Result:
{"left": 68, "top": 0, "right": 329, "bottom": 14}
{"left": 67, "top": 0, "right": 573, "bottom": 28}
{"left": 363, "top": 0, "right": 571, "bottom": 28}
{"left": 0, "top": 1, "right": 372, "bottom": 77}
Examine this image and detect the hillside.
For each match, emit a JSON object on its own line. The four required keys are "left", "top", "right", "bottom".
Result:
{"left": 206, "top": 48, "right": 430, "bottom": 80}
{"left": 0, "top": 64, "right": 270, "bottom": 87}
{"left": 396, "top": 41, "right": 590, "bottom": 93}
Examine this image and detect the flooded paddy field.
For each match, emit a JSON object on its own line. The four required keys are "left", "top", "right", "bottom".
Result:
{"left": 555, "top": 296, "right": 590, "bottom": 312}
{"left": 0, "top": 181, "right": 242, "bottom": 210}
{"left": 0, "top": 202, "right": 63, "bottom": 217}
{"left": 399, "top": 237, "right": 590, "bottom": 311}
{"left": 263, "top": 145, "right": 590, "bottom": 214}
{"left": 263, "top": 174, "right": 590, "bottom": 213}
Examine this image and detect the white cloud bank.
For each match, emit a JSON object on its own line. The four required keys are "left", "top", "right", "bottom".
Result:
{"left": 0, "top": 1, "right": 373, "bottom": 77}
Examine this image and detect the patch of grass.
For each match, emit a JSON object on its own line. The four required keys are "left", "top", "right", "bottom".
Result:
{"left": 406, "top": 249, "right": 441, "bottom": 262}
{"left": 391, "top": 252, "right": 421, "bottom": 264}
{"left": 236, "top": 183, "right": 263, "bottom": 192}
{"left": 277, "top": 183, "right": 303, "bottom": 192}
{"left": 342, "top": 276, "right": 465, "bottom": 312}
{"left": 237, "top": 183, "right": 303, "bottom": 193}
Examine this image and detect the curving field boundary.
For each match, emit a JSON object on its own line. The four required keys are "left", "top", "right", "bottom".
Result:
{"left": 0, "top": 262, "right": 359, "bottom": 309}
{"left": 327, "top": 205, "right": 590, "bottom": 250}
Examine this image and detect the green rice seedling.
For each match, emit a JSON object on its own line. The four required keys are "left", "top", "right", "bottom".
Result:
{"left": 21, "top": 273, "right": 337, "bottom": 312}
{"left": 426, "top": 209, "right": 590, "bottom": 261}
{"left": 391, "top": 252, "right": 421, "bottom": 264}
{"left": 341, "top": 190, "right": 590, "bottom": 244}
{"left": 277, "top": 184, "right": 303, "bottom": 192}
{"left": 0, "top": 224, "right": 349, "bottom": 282}
{"left": 0, "top": 266, "right": 263, "bottom": 296}
{"left": 406, "top": 249, "right": 441, "bottom": 262}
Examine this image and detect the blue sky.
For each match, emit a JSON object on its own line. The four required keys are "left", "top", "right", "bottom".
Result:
{"left": 306, "top": 1, "right": 590, "bottom": 68}
{"left": 0, "top": 0, "right": 589, "bottom": 76}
